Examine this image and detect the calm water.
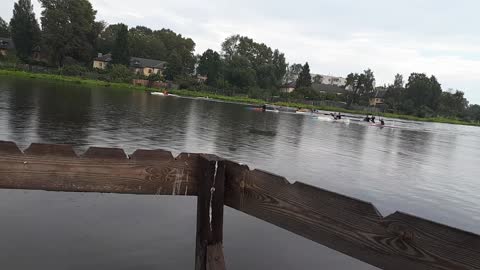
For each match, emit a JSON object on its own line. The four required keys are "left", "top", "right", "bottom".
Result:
{"left": 0, "top": 76, "right": 479, "bottom": 270}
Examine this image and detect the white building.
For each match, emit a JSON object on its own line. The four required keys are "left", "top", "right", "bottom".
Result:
{"left": 312, "top": 74, "right": 347, "bottom": 87}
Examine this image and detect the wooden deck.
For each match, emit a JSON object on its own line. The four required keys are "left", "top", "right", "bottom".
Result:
{"left": 0, "top": 141, "right": 479, "bottom": 270}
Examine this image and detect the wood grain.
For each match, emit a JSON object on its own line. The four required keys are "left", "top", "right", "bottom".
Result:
{"left": 224, "top": 161, "right": 480, "bottom": 270}
{"left": 207, "top": 244, "right": 226, "bottom": 270}
{"left": 0, "top": 142, "right": 199, "bottom": 196}
{"left": 195, "top": 155, "right": 226, "bottom": 270}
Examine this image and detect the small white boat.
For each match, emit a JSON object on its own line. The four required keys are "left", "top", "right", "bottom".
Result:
{"left": 150, "top": 92, "right": 179, "bottom": 97}
{"left": 266, "top": 109, "right": 280, "bottom": 113}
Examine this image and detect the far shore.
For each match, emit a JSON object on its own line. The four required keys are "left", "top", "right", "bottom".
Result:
{"left": 1, "top": 69, "right": 479, "bottom": 127}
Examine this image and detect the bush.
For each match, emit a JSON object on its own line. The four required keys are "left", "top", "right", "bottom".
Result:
{"left": 147, "top": 73, "right": 163, "bottom": 82}
{"left": 108, "top": 64, "right": 132, "bottom": 83}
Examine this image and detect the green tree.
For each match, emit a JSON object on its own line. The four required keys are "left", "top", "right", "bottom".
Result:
{"left": 384, "top": 74, "right": 406, "bottom": 113}
{"left": 224, "top": 55, "right": 256, "bottom": 91}
{"left": 345, "top": 69, "right": 375, "bottom": 107}
{"left": 465, "top": 104, "right": 480, "bottom": 122}
{"left": 96, "top": 23, "right": 123, "bottom": 53}
{"left": 9, "top": 0, "right": 40, "bottom": 61}
{"left": 112, "top": 23, "right": 130, "bottom": 65}
{"left": 40, "top": 0, "right": 99, "bottom": 66}
{"left": 437, "top": 90, "right": 468, "bottom": 117}
{"left": 0, "top": 17, "right": 9, "bottom": 37}
{"left": 284, "top": 63, "right": 303, "bottom": 83}
{"left": 164, "top": 51, "right": 182, "bottom": 81}
{"left": 393, "top": 73, "right": 404, "bottom": 88}
{"left": 197, "top": 49, "right": 222, "bottom": 86}
{"left": 221, "top": 34, "right": 287, "bottom": 90}
{"left": 296, "top": 62, "right": 312, "bottom": 88}
{"left": 405, "top": 73, "right": 442, "bottom": 112}
{"left": 313, "top": 74, "right": 323, "bottom": 84}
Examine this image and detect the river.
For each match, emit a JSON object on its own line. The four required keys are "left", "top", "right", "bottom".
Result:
{"left": 0, "top": 76, "right": 479, "bottom": 269}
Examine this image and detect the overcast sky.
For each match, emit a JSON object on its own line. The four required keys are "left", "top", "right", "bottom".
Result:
{"left": 2, "top": 0, "right": 480, "bottom": 104}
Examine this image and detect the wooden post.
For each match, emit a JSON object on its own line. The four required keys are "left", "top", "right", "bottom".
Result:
{"left": 195, "top": 155, "right": 226, "bottom": 270}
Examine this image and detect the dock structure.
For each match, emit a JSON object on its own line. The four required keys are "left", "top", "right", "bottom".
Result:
{"left": 0, "top": 140, "right": 479, "bottom": 270}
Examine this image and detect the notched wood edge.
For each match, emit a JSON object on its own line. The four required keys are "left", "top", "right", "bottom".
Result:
{"left": 130, "top": 149, "right": 174, "bottom": 161}
{"left": 82, "top": 147, "right": 128, "bottom": 159}
{"left": 0, "top": 141, "right": 23, "bottom": 155}
{"left": 24, "top": 143, "right": 77, "bottom": 157}
{"left": 292, "top": 181, "right": 383, "bottom": 218}
{"left": 383, "top": 211, "right": 480, "bottom": 244}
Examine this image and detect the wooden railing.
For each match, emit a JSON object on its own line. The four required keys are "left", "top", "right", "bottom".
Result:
{"left": 0, "top": 141, "right": 479, "bottom": 270}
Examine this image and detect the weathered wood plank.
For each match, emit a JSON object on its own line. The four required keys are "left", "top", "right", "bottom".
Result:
{"left": 207, "top": 243, "right": 226, "bottom": 270}
{"left": 24, "top": 143, "right": 77, "bottom": 157}
{"left": 224, "top": 161, "right": 480, "bottom": 270}
{"left": 195, "top": 155, "right": 226, "bottom": 270}
{"left": 0, "top": 141, "right": 23, "bottom": 155}
{"left": 0, "top": 142, "right": 199, "bottom": 196}
{"left": 83, "top": 147, "right": 128, "bottom": 159}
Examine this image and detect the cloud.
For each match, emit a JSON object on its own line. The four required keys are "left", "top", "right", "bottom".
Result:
{"left": 1, "top": 0, "right": 479, "bottom": 103}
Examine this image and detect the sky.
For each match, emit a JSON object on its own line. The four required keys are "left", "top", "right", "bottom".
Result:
{"left": 2, "top": 0, "right": 480, "bottom": 104}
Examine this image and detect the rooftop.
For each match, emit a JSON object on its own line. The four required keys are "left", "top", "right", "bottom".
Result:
{"left": 130, "top": 57, "right": 167, "bottom": 69}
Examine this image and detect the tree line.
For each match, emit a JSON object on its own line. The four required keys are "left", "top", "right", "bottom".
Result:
{"left": 0, "top": 0, "right": 479, "bottom": 123}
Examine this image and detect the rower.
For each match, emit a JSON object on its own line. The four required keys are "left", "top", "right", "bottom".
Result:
{"left": 371, "top": 116, "right": 376, "bottom": 123}
{"left": 364, "top": 115, "right": 370, "bottom": 122}
{"left": 380, "top": 119, "right": 385, "bottom": 126}
{"left": 262, "top": 104, "right": 267, "bottom": 112}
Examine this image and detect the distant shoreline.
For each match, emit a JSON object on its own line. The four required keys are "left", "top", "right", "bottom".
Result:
{"left": 1, "top": 69, "right": 478, "bottom": 127}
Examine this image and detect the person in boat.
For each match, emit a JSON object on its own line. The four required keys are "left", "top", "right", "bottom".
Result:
{"left": 330, "top": 112, "right": 336, "bottom": 119}
{"left": 337, "top": 113, "right": 342, "bottom": 120}
{"left": 371, "top": 116, "right": 376, "bottom": 123}
{"left": 364, "top": 115, "right": 370, "bottom": 122}
{"left": 380, "top": 119, "right": 385, "bottom": 126}
{"left": 262, "top": 104, "right": 267, "bottom": 112}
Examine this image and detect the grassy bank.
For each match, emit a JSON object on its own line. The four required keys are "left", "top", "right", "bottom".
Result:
{"left": 1, "top": 69, "right": 479, "bottom": 127}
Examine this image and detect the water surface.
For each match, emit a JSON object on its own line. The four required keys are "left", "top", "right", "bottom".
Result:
{"left": 0, "top": 76, "right": 479, "bottom": 269}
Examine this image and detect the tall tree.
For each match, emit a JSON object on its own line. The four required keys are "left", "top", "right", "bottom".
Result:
{"left": 393, "top": 73, "right": 404, "bottom": 88}
{"left": 197, "top": 49, "right": 222, "bottom": 86}
{"left": 9, "top": 0, "right": 40, "bottom": 61}
{"left": 296, "top": 62, "right": 312, "bottom": 88}
{"left": 112, "top": 23, "right": 129, "bottom": 65}
{"left": 0, "top": 17, "right": 9, "bottom": 37}
{"left": 345, "top": 69, "right": 375, "bottom": 107}
{"left": 96, "top": 23, "right": 123, "bottom": 53}
{"left": 40, "top": 0, "right": 99, "bottom": 66}
{"left": 405, "top": 73, "right": 442, "bottom": 111}
{"left": 313, "top": 74, "right": 323, "bottom": 84}
{"left": 284, "top": 63, "right": 303, "bottom": 83}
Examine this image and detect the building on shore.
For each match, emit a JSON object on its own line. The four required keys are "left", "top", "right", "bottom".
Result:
{"left": 369, "top": 87, "right": 387, "bottom": 106}
{"left": 0, "top": 37, "right": 14, "bottom": 56}
{"left": 93, "top": 53, "right": 167, "bottom": 76}
{"left": 312, "top": 74, "right": 347, "bottom": 87}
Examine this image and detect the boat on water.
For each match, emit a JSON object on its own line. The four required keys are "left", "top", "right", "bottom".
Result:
{"left": 317, "top": 116, "right": 350, "bottom": 124}
{"left": 150, "top": 91, "right": 179, "bottom": 97}
{"left": 295, "top": 108, "right": 312, "bottom": 115}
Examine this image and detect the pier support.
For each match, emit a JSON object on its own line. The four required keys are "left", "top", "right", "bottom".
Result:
{"left": 195, "top": 155, "right": 226, "bottom": 270}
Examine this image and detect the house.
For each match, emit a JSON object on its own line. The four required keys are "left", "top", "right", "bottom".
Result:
{"left": 130, "top": 57, "right": 167, "bottom": 76}
{"left": 311, "top": 74, "right": 347, "bottom": 87}
{"left": 0, "top": 37, "right": 14, "bottom": 56}
{"left": 280, "top": 81, "right": 296, "bottom": 93}
{"left": 93, "top": 53, "right": 112, "bottom": 69}
{"left": 312, "top": 83, "right": 347, "bottom": 96}
{"left": 92, "top": 54, "right": 167, "bottom": 77}
{"left": 369, "top": 87, "right": 387, "bottom": 106}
